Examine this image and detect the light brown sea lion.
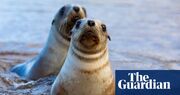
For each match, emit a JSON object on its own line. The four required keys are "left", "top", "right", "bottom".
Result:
{"left": 11, "top": 4, "right": 87, "bottom": 80}
{"left": 51, "top": 18, "right": 114, "bottom": 95}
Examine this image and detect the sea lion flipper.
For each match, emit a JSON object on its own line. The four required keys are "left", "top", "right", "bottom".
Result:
{"left": 11, "top": 63, "right": 26, "bottom": 77}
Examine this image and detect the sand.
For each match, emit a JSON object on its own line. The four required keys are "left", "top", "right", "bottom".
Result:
{"left": 0, "top": 42, "right": 54, "bottom": 95}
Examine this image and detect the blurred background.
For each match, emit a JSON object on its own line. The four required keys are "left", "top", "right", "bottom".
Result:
{"left": 0, "top": 0, "right": 180, "bottom": 69}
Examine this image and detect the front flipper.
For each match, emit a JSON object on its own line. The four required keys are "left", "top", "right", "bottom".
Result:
{"left": 11, "top": 63, "right": 27, "bottom": 77}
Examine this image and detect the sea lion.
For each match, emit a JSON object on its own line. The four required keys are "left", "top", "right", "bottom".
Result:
{"left": 11, "top": 4, "right": 87, "bottom": 80}
{"left": 51, "top": 19, "right": 114, "bottom": 95}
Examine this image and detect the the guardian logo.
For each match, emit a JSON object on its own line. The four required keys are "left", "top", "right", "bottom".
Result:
{"left": 118, "top": 72, "right": 171, "bottom": 90}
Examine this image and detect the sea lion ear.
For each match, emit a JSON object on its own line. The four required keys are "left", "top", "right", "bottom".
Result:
{"left": 107, "top": 34, "right": 111, "bottom": 41}
{"left": 51, "top": 19, "right": 55, "bottom": 25}
{"left": 82, "top": 7, "right": 87, "bottom": 17}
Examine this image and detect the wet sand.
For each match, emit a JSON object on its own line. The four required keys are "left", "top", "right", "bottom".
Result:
{"left": 0, "top": 42, "right": 53, "bottom": 95}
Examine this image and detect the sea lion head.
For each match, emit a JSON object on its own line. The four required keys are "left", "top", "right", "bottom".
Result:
{"left": 71, "top": 19, "right": 111, "bottom": 53}
{"left": 52, "top": 4, "right": 87, "bottom": 41}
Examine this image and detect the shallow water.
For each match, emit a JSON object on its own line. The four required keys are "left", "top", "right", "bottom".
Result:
{"left": 0, "top": 0, "right": 180, "bottom": 94}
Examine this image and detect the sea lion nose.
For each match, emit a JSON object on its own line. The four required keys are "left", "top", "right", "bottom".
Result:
{"left": 88, "top": 20, "right": 95, "bottom": 27}
{"left": 73, "top": 6, "right": 80, "bottom": 13}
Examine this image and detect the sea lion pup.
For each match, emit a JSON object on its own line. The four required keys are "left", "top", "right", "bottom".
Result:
{"left": 11, "top": 4, "right": 87, "bottom": 80}
{"left": 51, "top": 19, "right": 114, "bottom": 95}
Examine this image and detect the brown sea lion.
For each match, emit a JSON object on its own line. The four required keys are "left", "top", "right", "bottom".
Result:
{"left": 51, "top": 18, "right": 114, "bottom": 95}
{"left": 11, "top": 4, "right": 87, "bottom": 80}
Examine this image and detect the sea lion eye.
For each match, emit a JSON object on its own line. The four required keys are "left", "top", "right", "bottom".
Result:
{"left": 101, "top": 24, "right": 106, "bottom": 32}
{"left": 60, "top": 6, "right": 65, "bottom": 16}
{"left": 75, "top": 21, "right": 81, "bottom": 29}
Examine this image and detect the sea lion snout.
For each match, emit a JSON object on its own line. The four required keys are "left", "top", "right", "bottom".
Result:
{"left": 80, "top": 30, "right": 99, "bottom": 48}
{"left": 88, "top": 20, "right": 95, "bottom": 27}
{"left": 56, "top": 5, "right": 87, "bottom": 41}
{"left": 73, "top": 6, "right": 80, "bottom": 13}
